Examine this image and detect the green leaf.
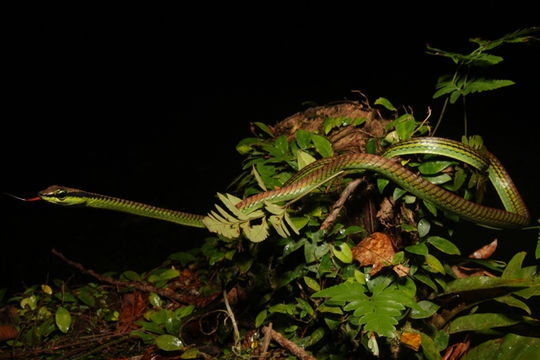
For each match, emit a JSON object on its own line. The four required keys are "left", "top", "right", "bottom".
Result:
{"left": 494, "top": 294, "right": 531, "bottom": 315}
{"left": 366, "top": 137, "right": 378, "bottom": 154}
{"left": 448, "top": 313, "right": 522, "bottom": 334}
{"left": 295, "top": 129, "right": 312, "bottom": 149}
{"left": 253, "top": 122, "right": 274, "bottom": 137}
{"left": 55, "top": 307, "right": 72, "bottom": 333}
{"left": 394, "top": 114, "right": 416, "bottom": 140}
{"left": 442, "top": 276, "right": 535, "bottom": 295}
{"left": 311, "top": 134, "right": 334, "bottom": 157}
{"left": 418, "top": 161, "right": 455, "bottom": 175}
{"left": 426, "top": 236, "right": 460, "bottom": 255}
{"left": 420, "top": 332, "right": 443, "bottom": 360}
{"left": 425, "top": 254, "right": 445, "bottom": 274}
{"left": 377, "top": 178, "right": 390, "bottom": 193}
{"left": 410, "top": 300, "right": 440, "bottom": 319}
{"left": 462, "top": 78, "right": 515, "bottom": 95}
{"left": 255, "top": 309, "right": 267, "bottom": 328}
{"left": 304, "top": 276, "right": 321, "bottom": 291}
{"left": 331, "top": 242, "right": 353, "bottom": 264}
{"left": 312, "top": 281, "right": 366, "bottom": 301}
{"left": 297, "top": 149, "right": 317, "bottom": 170}
{"left": 405, "top": 242, "right": 429, "bottom": 256}
{"left": 502, "top": 251, "right": 526, "bottom": 279}
{"left": 155, "top": 334, "right": 184, "bottom": 351}
{"left": 462, "top": 333, "right": 540, "bottom": 360}
{"left": 374, "top": 97, "right": 397, "bottom": 111}
{"left": 417, "top": 218, "right": 431, "bottom": 238}
{"left": 274, "top": 135, "right": 289, "bottom": 156}
{"left": 180, "top": 348, "right": 199, "bottom": 359}
{"left": 149, "top": 292, "right": 162, "bottom": 308}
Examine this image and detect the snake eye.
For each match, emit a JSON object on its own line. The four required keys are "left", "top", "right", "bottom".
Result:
{"left": 55, "top": 189, "right": 68, "bottom": 200}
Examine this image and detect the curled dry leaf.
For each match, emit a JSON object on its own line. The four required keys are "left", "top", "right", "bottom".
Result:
{"left": 351, "top": 232, "right": 409, "bottom": 276}
{"left": 117, "top": 292, "right": 147, "bottom": 333}
{"left": 468, "top": 239, "right": 497, "bottom": 259}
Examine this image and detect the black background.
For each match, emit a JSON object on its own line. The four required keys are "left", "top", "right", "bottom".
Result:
{"left": 2, "top": 9, "right": 539, "bottom": 292}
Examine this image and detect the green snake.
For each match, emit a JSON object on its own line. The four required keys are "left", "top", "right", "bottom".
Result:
{"left": 31, "top": 137, "right": 530, "bottom": 230}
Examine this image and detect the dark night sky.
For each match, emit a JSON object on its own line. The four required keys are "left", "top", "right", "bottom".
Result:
{"left": 2, "top": 10, "right": 539, "bottom": 291}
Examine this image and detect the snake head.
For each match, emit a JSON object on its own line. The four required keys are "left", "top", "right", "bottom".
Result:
{"left": 38, "top": 185, "right": 87, "bottom": 206}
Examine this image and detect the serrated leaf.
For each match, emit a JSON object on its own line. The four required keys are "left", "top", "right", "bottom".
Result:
{"left": 251, "top": 165, "right": 268, "bottom": 191}
{"left": 156, "top": 334, "right": 184, "bottom": 351}
{"left": 462, "top": 78, "right": 515, "bottom": 95}
{"left": 55, "top": 307, "right": 71, "bottom": 333}
{"left": 241, "top": 217, "right": 270, "bottom": 243}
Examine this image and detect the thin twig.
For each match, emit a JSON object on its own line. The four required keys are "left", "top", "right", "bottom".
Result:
{"left": 261, "top": 325, "right": 316, "bottom": 360}
{"left": 51, "top": 248, "right": 190, "bottom": 304}
{"left": 222, "top": 289, "right": 241, "bottom": 351}
{"left": 259, "top": 322, "right": 272, "bottom": 359}
{"left": 320, "top": 178, "right": 364, "bottom": 231}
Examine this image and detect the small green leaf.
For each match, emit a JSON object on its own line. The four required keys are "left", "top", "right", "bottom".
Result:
{"left": 377, "top": 178, "right": 390, "bottom": 193}
{"left": 410, "top": 300, "right": 440, "bottom": 319}
{"left": 149, "top": 292, "right": 162, "bottom": 308}
{"left": 417, "top": 219, "right": 431, "bottom": 238}
{"left": 418, "top": 161, "right": 455, "bottom": 175}
{"left": 180, "top": 348, "right": 199, "bottom": 359}
{"left": 253, "top": 122, "right": 274, "bottom": 137}
{"left": 311, "top": 134, "right": 334, "bottom": 157}
{"left": 297, "top": 149, "right": 317, "bottom": 170}
{"left": 426, "top": 236, "right": 460, "bottom": 255}
{"left": 304, "top": 276, "right": 321, "bottom": 291}
{"left": 502, "top": 251, "right": 526, "bottom": 279}
{"left": 156, "top": 334, "right": 184, "bottom": 351}
{"left": 420, "top": 332, "right": 442, "bottom": 360}
{"left": 274, "top": 135, "right": 289, "bottom": 156}
{"left": 425, "top": 254, "right": 445, "bottom": 274}
{"left": 366, "top": 138, "right": 378, "bottom": 154}
{"left": 374, "top": 97, "right": 396, "bottom": 111}
{"left": 405, "top": 242, "right": 429, "bottom": 255}
{"left": 394, "top": 114, "right": 416, "bottom": 140}
{"left": 255, "top": 309, "right": 267, "bottom": 327}
{"left": 295, "top": 129, "right": 312, "bottom": 149}
{"left": 331, "top": 242, "right": 353, "bottom": 264}
{"left": 55, "top": 307, "right": 72, "bottom": 333}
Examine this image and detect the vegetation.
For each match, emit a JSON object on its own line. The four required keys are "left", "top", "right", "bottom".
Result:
{"left": 1, "top": 28, "right": 538, "bottom": 359}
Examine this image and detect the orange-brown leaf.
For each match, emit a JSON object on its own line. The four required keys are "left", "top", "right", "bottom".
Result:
{"left": 352, "top": 232, "right": 409, "bottom": 276}
{"left": 0, "top": 325, "right": 18, "bottom": 341}
{"left": 400, "top": 332, "right": 421, "bottom": 351}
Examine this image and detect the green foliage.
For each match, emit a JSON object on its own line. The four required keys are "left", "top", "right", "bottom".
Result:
{"left": 427, "top": 27, "right": 538, "bottom": 135}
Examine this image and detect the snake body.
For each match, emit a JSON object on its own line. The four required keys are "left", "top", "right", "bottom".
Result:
{"left": 36, "top": 137, "right": 530, "bottom": 230}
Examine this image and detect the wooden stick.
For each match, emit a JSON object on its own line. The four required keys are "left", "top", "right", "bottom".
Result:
{"left": 261, "top": 325, "right": 316, "bottom": 360}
